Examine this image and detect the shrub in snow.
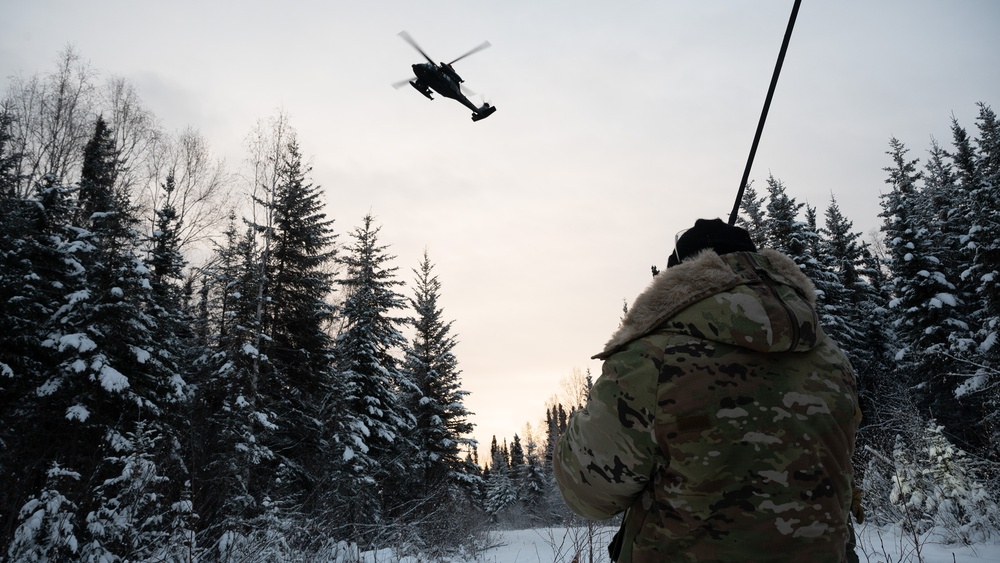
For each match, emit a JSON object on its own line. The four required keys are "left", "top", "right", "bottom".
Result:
{"left": 484, "top": 467, "right": 519, "bottom": 525}
{"left": 861, "top": 453, "right": 905, "bottom": 526}
{"left": 7, "top": 463, "right": 81, "bottom": 561}
{"left": 81, "top": 424, "right": 174, "bottom": 561}
{"left": 888, "top": 432, "right": 935, "bottom": 535}
{"left": 887, "top": 422, "right": 999, "bottom": 544}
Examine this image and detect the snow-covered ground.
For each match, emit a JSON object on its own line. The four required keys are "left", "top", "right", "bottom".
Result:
{"left": 850, "top": 522, "right": 1000, "bottom": 563}
{"left": 346, "top": 523, "right": 998, "bottom": 562}
{"left": 477, "top": 524, "right": 999, "bottom": 563}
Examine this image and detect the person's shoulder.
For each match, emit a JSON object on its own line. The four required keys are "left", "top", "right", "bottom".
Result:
{"left": 595, "top": 252, "right": 746, "bottom": 360}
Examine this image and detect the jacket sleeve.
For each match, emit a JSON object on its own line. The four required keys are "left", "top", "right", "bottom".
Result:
{"left": 553, "top": 342, "right": 659, "bottom": 520}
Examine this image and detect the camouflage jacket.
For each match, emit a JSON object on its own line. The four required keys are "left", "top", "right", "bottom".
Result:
{"left": 554, "top": 249, "right": 860, "bottom": 562}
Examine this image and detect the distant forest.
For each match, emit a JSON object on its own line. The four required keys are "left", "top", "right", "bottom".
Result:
{"left": 1, "top": 48, "right": 998, "bottom": 560}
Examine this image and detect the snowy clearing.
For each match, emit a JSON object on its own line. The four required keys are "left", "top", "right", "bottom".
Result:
{"left": 352, "top": 525, "right": 999, "bottom": 562}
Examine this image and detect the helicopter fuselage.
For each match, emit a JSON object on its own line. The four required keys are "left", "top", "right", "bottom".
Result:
{"left": 410, "top": 63, "right": 480, "bottom": 112}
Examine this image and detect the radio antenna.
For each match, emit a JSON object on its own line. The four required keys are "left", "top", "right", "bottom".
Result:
{"left": 728, "top": 0, "right": 802, "bottom": 226}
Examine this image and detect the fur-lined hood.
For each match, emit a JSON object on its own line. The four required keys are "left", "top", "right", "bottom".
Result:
{"left": 595, "top": 249, "right": 818, "bottom": 359}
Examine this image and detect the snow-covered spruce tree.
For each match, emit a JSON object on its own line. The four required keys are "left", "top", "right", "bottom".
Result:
{"left": 189, "top": 214, "right": 277, "bottom": 549}
{"left": 889, "top": 421, "right": 999, "bottom": 544}
{"left": 330, "top": 213, "right": 414, "bottom": 545}
{"left": 888, "top": 427, "right": 934, "bottom": 535}
{"left": 147, "top": 172, "right": 186, "bottom": 304}
{"left": 879, "top": 137, "right": 976, "bottom": 452}
{"left": 922, "top": 122, "right": 998, "bottom": 456}
{"left": 933, "top": 126, "right": 979, "bottom": 355}
{"left": 188, "top": 116, "right": 341, "bottom": 552}
{"left": 964, "top": 103, "right": 1000, "bottom": 459}
{"left": 920, "top": 423, "right": 999, "bottom": 543}
{"left": 821, "top": 196, "right": 875, "bottom": 366}
{"left": 762, "top": 178, "right": 854, "bottom": 350}
{"left": 821, "top": 197, "right": 897, "bottom": 460}
{"left": 4, "top": 116, "right": 190, "bottom": 559}
{"left": 485, "top": 436, "right": 519, "bottom": 525}
{"left": 736, "top": 181, "right": 767, "bottom": 247}
{"left": 0, "top": 112, "right": 89, "bottom": 549}
{"left": 0, "top": 106, "right": 45, "bottom": 524}
{"left": 397, "top": 251, "right": 482, "bottom": 549}
{"left": 505, "top": 434, "right": 529, "bottom": 526}
{"left": 971, "top": 104, "right": 1000, "bottom": 341}
{"left": 81, "top": 421, "right": 174, "bottom": 561}
{"left": 84, "top": 117, "right": 190, "bottom": 558}
{"left": 253, "top": 138, "right": 339, "bottom": 542}
{"left": 520, "top": 431, "right": 553, "bottom": 526}
{"left": 77, "top": 117, "right": 188, "bottom": 559}
{"left": 921, "top": 139, "right": 965, "bottom": 287}
{"left": 762, "top": 175, "right": 810, "bottom": 260}
{"left": 7, "top": 463, "right": 83, "bottom": 560}
{"left": 0, "top": 102, "right": 22, "bottom": 197}
{"left": 143, "top": 169, "right": 203, "bottom": 556}
{"left": 509, "top": 434, "right": 525, "bottom": 480}
{"left": 0, "top": 173, "right": 81, "bottom": 547}
{"left": 804, "top": 203, "right": 852, "bottom": 350}
{"left": 543, "top": 406, "right": 560, "bottom": 473}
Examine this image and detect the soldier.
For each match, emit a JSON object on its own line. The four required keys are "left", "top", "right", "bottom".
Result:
{"left": 554, "top": 218, "right": 861, "bottom": 562}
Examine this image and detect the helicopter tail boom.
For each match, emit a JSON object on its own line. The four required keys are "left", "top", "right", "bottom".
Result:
{"left": 471, "top": 103, "right": 497, "bottom": 122}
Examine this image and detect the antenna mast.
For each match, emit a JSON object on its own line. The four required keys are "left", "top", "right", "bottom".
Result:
{"left": 728, "top": 0, "right": 802, "bottom": 226}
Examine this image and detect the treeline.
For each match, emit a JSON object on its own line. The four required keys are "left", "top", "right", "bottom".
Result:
{"left": 478, "top": 400, "right": 585, "bottom": 529}
{"left": 1, "top": 49, "right": 485, "bottom": 560}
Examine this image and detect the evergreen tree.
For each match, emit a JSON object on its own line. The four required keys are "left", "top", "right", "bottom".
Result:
{"left": 81, "top": 422, "right": 175, "bottom": 560}
{"left": 0, "top": 104, "right": 46, "bottom": 461}
{"left": 737, "top": 181, "right": 767, "bottom": 247}
{"left": 8, "top": 464, "right": 83, "bottom": 561}
{"left": 77, "top": 117, "right": 123, "bottom": 235}
{"left": 879, "top": 137, "right": 973, "bottom": 449}
{"left": 402, "top": 251, "right": 479, "bottom": 497}
{"left": 509, "top": 434, "right": 525, "bottom": 483}
{"left": 147, "top": 172, "right": 186, "bottom": 304}
{"left": 968, "top": 105, "right": 1000, "bottom": 355}
{"left": 484, "top": 436, "right": 517, "bottom": 521}
{"left": 543, "top": 407, "right": 558, "bottom": 471}
{"left": 820, "top": 196, "right": 866, "bottom": 354}
{"left": 950, "top": 118, "right": 983, "bottom": 204}
{"left": 190, "top": 214, "right": 277, "bottom": 548}
{"left": 965, "top": 104, "right": 1000, "bottom": 458}
{"left": 330, "top": 213, "right": 412, "bottom": 543}
{"left": 763, "top": 174, "right": 808, "bottom": 260}
{"left": 932, "top": 130, "right": 978, "bottom": 356}
{"left": 519, "top": 432, "right": 552, "bottom": 525}
{"left": 822, "top": 198, "right": 896, "bottom": 458}
{"left": 803, "top": 203, "right": 851, "bottom": 347}
{"left": 3, "top": 116, "right": 191, "bottom": 557}
{"left": 889, "top": 422, "right": 999, "bottom": 542}
{"left": 0, "top": 174, "right": 78, "bottom": 546}
{"left": 0, "top": 102, "right": 24, "bottom": 198}
{"left": 396, "top": 252, "right": 483, "bottom": 551}
{"left": 257, "top": 139, "right": 339, "bottom": 523}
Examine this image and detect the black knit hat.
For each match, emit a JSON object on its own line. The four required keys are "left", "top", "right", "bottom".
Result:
{"left": 667, "top": 218, "right": 757, "bottom": 268}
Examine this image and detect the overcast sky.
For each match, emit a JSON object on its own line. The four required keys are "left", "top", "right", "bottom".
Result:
{"left": 3, "top": 0, "right": 999, "bottom": 460}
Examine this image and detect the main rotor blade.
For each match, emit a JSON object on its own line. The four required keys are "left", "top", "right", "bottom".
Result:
{"left": 448, "top": 41, "right": 491, "bottom": 65}
{"left": 398, "top": 31, "right": 435, "bottom": 65}
{"left": 392, "top": 77, "right": 416, "bottom": 89}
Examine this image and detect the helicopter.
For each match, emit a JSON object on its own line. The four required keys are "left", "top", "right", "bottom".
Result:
{"left": 393, "top": 31, "right": 497, "bottom": 122}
